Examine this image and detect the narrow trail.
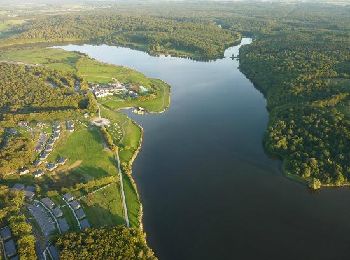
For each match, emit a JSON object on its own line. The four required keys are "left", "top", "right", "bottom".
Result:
{"left": 115, "top": 150, "right": 130, "bottom": 227}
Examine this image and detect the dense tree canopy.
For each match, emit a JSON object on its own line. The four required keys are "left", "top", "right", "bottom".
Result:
{"left": 2, "top": 14, "right": 240, "bottom": 60}
{"left": 56, "top": 226, "right": 156, "bottom": 260}
{"left": 0, "top": 63, "right": 86, "bottom": 114}
{"left": 239, "top": 23, "right": 350, "bottom": 188}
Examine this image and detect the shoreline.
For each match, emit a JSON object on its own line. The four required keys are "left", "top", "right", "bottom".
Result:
{"left": 119, "top": 86, "right": 171, "bottom": 232}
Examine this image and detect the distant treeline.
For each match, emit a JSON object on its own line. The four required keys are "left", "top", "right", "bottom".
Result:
{"left": 1, "top": 14, "right": 240, "bottom": 60}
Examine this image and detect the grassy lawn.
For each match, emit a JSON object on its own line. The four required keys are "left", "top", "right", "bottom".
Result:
{"left": 76, "top": 56, "right": 152, "bottom": 84}
{"left": 48, "top": 125, "right": 118, "bottom": 183}
{"left": 80, "top": 183, "right": 125, "bottom": 227}
{"left": 0, "top": 47, "right": 79, "bottom": 72}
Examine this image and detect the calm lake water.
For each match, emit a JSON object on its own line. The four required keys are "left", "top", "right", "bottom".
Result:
{"left": 60, "top": 39, "right": 350, "bottom": 260}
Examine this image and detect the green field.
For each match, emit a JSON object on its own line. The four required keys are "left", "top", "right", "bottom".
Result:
{"left": 80, "top": 183, "right": 125, "bottom": 227}
{"left": 48, "top": 125, "right": 118, "bottom": 182}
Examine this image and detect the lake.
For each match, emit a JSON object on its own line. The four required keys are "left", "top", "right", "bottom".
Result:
{"left": 60, "top": 39, "right": 350, "bottom": 260}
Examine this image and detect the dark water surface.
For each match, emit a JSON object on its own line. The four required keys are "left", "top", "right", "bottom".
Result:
{"left": 61, "top": 39, "right": 350, "bottom": 260}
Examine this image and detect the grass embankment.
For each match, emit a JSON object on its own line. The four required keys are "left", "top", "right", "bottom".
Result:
{"left": 100, "top": 106, "right": 142, "bottom": 227}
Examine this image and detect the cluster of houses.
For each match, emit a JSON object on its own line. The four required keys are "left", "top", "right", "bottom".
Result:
{"left": 31, "top": 157, "right": 67, "bottom": 178}
{"left": 33, "top": 123, "right": 61, "bottom": 167}
{"left": 33, "top": 121, "right": 74, "bottom": 167}
{"left": 0, "top": 226, "right": 18, "bottom": 259}
{"left": 40, "top": 197, "right": 69, "bottom": 233}
{"left": 90, "top": 81, "right": 147, "bottom": 99}
{"left": 63, "top": 193, "right": 90, "bottom": 230}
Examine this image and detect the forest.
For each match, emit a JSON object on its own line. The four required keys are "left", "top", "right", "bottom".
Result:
{"left": 0, "top": 63, "right": 88, "bottom": 115}
{"left": 56, "top": 226, "right": 156, "bottom": 260}
{"left": 236, "top": 7, "right": 350, "bottom": 188}
{"left": 1, "top": 14, "right": 240, "bottom": 60}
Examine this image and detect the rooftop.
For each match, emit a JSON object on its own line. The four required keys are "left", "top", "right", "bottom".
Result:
{"left": 69, "top": 200, "right": 81, "bottom": 210}
{"left": 41, "top": 197, "right": 55, "bottom": 209}
{"left": 75, "top": 208, "right": 86, "bottom": 220}
{"left": 58, "top": 218, "right": 69, "bottom": 233}
{"left": 24, "top": 186, "right": 35, "bottom": 192}
{"left": 0, "top": 226, "right": 12, "bottom": 241}
{"left": 12, "top": 183, "right": 25, "bottom": 191}
{"left": 63, "top": 193, "right": 74, "bottom": 202}
{"left": 80, "top": 219, "right": 90, "bottom": 230}
{"left": 24, "top": 191, "right": 35, "bottom": 200}
{"left": 4, "top": 239, "right": 17, "bottom": 258}
{"left": 52, "top": 207, "right": 63, "bottom": 218}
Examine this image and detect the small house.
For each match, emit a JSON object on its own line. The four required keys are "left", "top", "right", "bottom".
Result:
{"left": 12, "top": 183, "right": 25, "bottom": 191}
{"left": 41, "top": 197, "right": 55, "bottom": 209}
{"left": 69, "top": 200, "right": 81, "bottom": 210}
{"left": 46, "top": 163, "right": 57, "bottom": 172}
{"left": 24, "top": 190, "right": 35, "bottom": 200}
{"left": 4, "top": 239, "right": 17, "bottom": 258}
{"left": 0, "top": 226, "right": 12, "bottom": 241}
{"left": 52, "top": 207, "right": 63, "bottom": 218}
{"left": 47, "top": 138, "right": 55, "bottom": 146}
{"left": 57, "top": 157, "right": 67, "bottom": 166}
{"left": 63, "top": 193, "right": 74, "bottom": 202}
{"left": 58, "top": 218, "right": 69, "bottom": 233}
{"left": 45, "top": 145, "right": 53, "bottom": 152}
{"left": 33, "top": 159, "right": 42, "bottom": 166}
{"left": 66, "top": 121, "right": 75, "bottom": 132}
{"left": 75, "top": 208, "right": 86, "bottom": 220}
{"left": 18, "top": 168, "right": 29, "bottom": 175}
{"left": 80, "top": 219, "right": 90, "bottom": 230}
{"left": 52, "top": 132, "right": 60, "bottom": 140}
{"left": 40, "top": 151, "right": 49, "bottom": 160}
{"left": 33, "top": 170, "right": 45, "bottom": 178}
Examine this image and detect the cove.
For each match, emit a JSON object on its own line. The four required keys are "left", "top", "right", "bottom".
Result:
{"left": 60, "top": 39, "right": 350, "bottom": 260}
